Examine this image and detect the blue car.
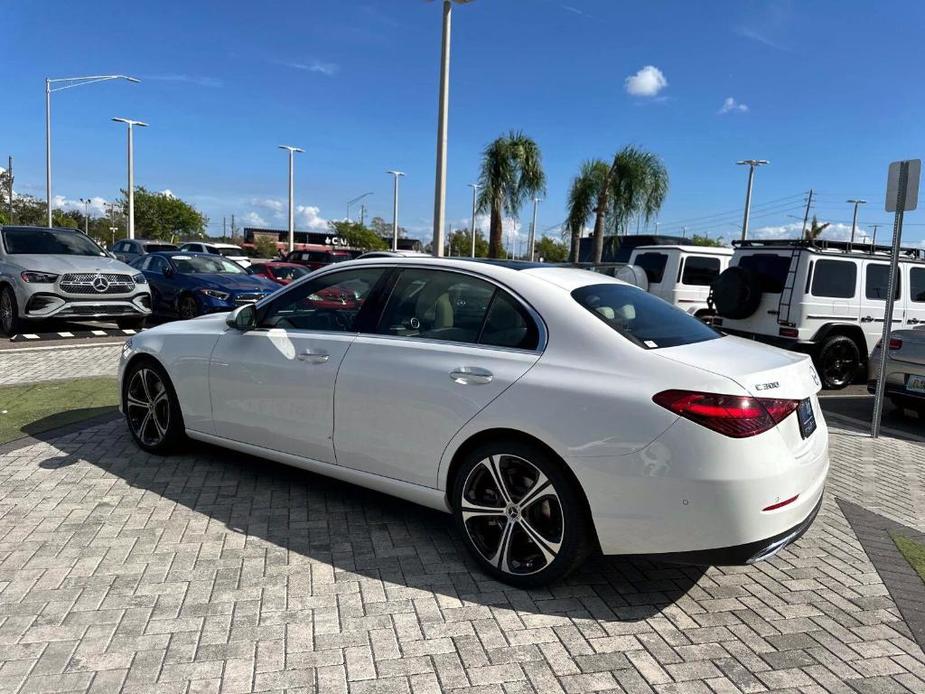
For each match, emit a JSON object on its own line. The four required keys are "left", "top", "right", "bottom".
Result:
{"left": 131, "top": 251, "right": 279, "bottom": 320}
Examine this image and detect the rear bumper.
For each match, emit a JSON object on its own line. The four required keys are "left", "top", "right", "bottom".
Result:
{"left": 867, "top": 379, "right": 925, "bottom": 402}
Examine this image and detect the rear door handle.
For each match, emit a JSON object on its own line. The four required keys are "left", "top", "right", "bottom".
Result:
{"left": 449, "top": 367, "right": 493, "bottom": 385}
{"left": 298, "top": 349, "right": 330, "bottom": 364}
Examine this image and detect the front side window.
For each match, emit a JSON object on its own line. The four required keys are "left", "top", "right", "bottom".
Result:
{"left": 1, "top": 228, "right": 108, "bottom": 257}
{"left": 865, "top": 264, "right": 901, "bottom": 300}
{"left": 378, "top": 269, "right": 495, "bottom": 344}
{"left": 681, "top": 256, "right": 721, "bottom": 286}
{"left": 634, "top": 253, "right": 669, "bottom": 284}
{"left": 811, "top": 259, "right": 857, "bottom": 298}
{"left": 572, "top": 283, "right": 720, "bottom": 349}
{"left": 218, "top": 247, "right": 243, "bottom": 257}
{"left": 172, "top": 255, "right": 246, "bottom": 274}
{"left": 736, "top": 254, "right": 791, "bottom": 293}
{"left": 145, "top": 256, "right": 168, "bottom": 273}
{"left": 260, "top": 267, "right": 386, "bottom": 332}
{"left": 911, "top": 268, "right": 925, "bottom": 303}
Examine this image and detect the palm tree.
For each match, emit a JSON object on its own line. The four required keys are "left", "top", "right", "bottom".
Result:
{"left": 568, "top": 146, "right": 669, "bottom": 264}
{"left": 476, "top": 131, "right": 546, "bottom": 258}
{"left": 564, "top": 160, "right": 609, "bottom": 262}
{"left": 804, "top": 215, "right": 830, "bottom": 241}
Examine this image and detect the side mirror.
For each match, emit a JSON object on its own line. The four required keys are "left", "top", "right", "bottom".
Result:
{"left": 227, "top": 303, "right": 257, "bottom": 331}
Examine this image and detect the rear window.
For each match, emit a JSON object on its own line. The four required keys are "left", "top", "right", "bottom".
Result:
{"left": 143, "top": 243, "right": 176, "bottom": 253}
{"left": 572, "top": 283, "right": 720, "bottom": 349}
{"left": 218, "top": 247, "right": 243, "bottom": 257}
{"left": 681, "top": 256, "right": 721, "bottom": 286}
{"left": 811, "top": 259, "right": 857, "bottom": 298}
{"left": 736, "top": 254, "right": 791, "bottom": 293}
{"left": 912, "top": 268, "right": 925, "bottom": 303}
{"left": 865, "top": 264, "right": 900, "bottom": 300}
{"left": 634, "top": 252, "right": 668, "bottom": 283}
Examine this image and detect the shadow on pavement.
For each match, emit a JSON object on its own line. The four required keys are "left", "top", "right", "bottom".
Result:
{"left": 27, "top": 417, "right": 706, "bottom": 620}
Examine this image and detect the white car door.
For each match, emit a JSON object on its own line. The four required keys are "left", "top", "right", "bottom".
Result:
{"left": 333, "top": 268, "right": 543, "bottom": 488}
{"left": 860, "top": 260, "right": 903, "bottom": 353}
{"left": 904, "top": 265, "right": 925, "bottom": 329}
{"left": 209, "top": 266, "right": 388, "bottom": 463}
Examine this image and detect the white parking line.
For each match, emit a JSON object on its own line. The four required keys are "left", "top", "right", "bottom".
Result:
{"left": 0, "top": 342, "right": 125, "bottom": 354}
{"left": 22, "top": 334, "right": 39, "bottom": 340}
{"left": 91, "top": 330, "right": 107, "bottom": 336}
{"left": 57, "top": 332, "right": 74, "bottom": 338}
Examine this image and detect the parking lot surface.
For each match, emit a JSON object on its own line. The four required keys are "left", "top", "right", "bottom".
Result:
{"left": 0, "top": 416, "right": 923, "bottom": 693}
{"left": 0, "top": 345, "right": 123, "bottom": 386}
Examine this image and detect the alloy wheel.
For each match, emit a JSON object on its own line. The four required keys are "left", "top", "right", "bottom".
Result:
{"left": 126, "top": 368, "right": 171, "bottom": 447}
{"left": 0, "top": 291, "right": 12, "bottom": 334}
{"left": 460, "top": 454, "right": 565, "bottom": 576}
{"left": 179, "top": 297, "right": 198, "bottom": 320}
{"left": 823, "top": 342, "right": 855, "bottom": 386}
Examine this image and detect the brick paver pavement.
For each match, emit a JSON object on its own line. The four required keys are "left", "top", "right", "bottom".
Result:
{"left": 0, "top": 345, "right": 122, "bottom": 386}
{"left": 0, "top": 418, "right": 923, "bottom": 693}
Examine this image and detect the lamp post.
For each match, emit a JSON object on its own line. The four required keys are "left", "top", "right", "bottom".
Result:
{"left": 736, "top": 159, "right": 769, "bottom": 241}
{"left": 278, "top": 145, "right": 304, "bottom": 252}
{"left": 528, "top": 197, "right": 542, "bottom": 261}
{"left": 847, "top": 199, "right": 867, "bottom": 244}
{"left": 387, "top": 171, "right": 405, "bottom": 251}
{"left": 112, "top": 118, "right": 148, "bottom": 239}
{"left": 79, "top": 197, "right": 91, "bottom": 234}
{"left": 431, "top": 0, "right": 475, "bottom": 257}
{"left": 468, "top": 183, "right": 480, "bottom": 258}
{"left": 45, "top": 75, "right": 139, "bottom": 227}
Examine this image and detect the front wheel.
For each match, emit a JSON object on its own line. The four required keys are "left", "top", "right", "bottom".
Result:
{"left": 123, "top": 360, "right": 185, "bottom": 454}
{"left": 0, "top": 286, "right": 22, "bottom": 337}
{"left": 452, "top": 441, "right": 593, "bottom": 588}
{"left": 816, "top": 335, "right": 861, "bottom": 390}
{"left": 178, "top": 295, "right": 200, "bottom": 320}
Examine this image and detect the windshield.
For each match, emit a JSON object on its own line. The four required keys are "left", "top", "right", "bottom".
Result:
{"left": 330, "top": 253, "right": 350, "bottom": 263}
{"left": 572, "top": 283, "right": 720, "bottom": 349}
{"left": 1, "top": 228, "right": 108, "bottom": 256}
{"left": 144, "top": 243, "right": 176, "bottom": 252}
{"left": 171, "top": 255, "right": 247, "bottom": 274}
{"left": 217, "top": 247, "right": 244, "bottom": 257}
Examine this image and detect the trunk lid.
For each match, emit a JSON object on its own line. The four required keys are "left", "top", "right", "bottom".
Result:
{"left": 891, "top": 329, "right": 925, "bottom": 366}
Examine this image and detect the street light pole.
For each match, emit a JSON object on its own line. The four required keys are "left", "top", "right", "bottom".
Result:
{"left": 431, "top": 0, "right": 474, "bottom": 258}
{"left": 279, "top": 145, "right": 304, "bottom": 253}
{"left": 387, "top": 171, "right": 405, "bottom": 251}
{"left": 79, "top": 197, "right": 91, "bottom": 234}
{"left": 45, "top": 75, "right": 140, "bottom": 227}
{"left": 468, "top": 183, "right": 480, "bottom": 258}
{"left": 112, "top": 118, "right": 148, "bottom": 239}
{"left": 847, "top": 199, "right": 867, "bottom": 244}
{"left": 528, "top": 197, "right": 542, "bottom": 261}
{"left": 736, "top": 159, "right": 768, "bottom": 241}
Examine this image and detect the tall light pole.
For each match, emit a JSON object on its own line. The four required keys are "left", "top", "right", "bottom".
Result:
{"left": 431, "top": 0, "right": 475, "bottom": 258}
{"left": 468, "top": 183, "right": 480, "bottom": 257}
{"left": 386, "top": 171, "right": 405, "bottom": 251}
{"left": 112, "top": 118, "right": 148, "bottom": 239}
{"left": 79, "top": 197, "right": 91, "bottom": 234}
{"left": 736, "top": 159, "right": 769, "bottom": 241}
{"left": 45, "top": 75, "right": 139, "bottom": 227}
{"left": 278, "top": 145, "right": 304, "bottom": 252}
{"left": 528, "top": 197, "right": 542, "bottom": 261}
{"left": 847, "top": 199, "right": 867, "bottom": 244}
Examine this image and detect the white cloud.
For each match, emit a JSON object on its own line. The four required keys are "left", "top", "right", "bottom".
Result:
{"left": 160, "top": 189, "right": 175, "bottom": 198}
{"left": 242, "top": 211, "right": 268, "bottom": 227}
{"left": 751, "top": 221, "right": 873, "bottom": 243}
{"left": 52, "top": 195, "right": 111, "bottom": 217}
{"left": 719, "top": 97, "right": 749, "bottom": 114}
{"left": 146, "top": 74, "right": 223, "bottom": 88}
{"left": 248, "top": 198, "right": 328, "bottom": 230}
{"left": 280, "top": 60, "right": 339, "bottom": 77}
{"left": 624, "top": 65, "right": 668, "bottom": 98}
{"left": 296, "top": 205, "right": 329, "bottom": 231}
{"left": 251, "top": 198, "right": 287, "bottom": 217}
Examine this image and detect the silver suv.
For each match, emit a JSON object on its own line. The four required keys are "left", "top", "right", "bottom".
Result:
{"left": 0, "top": 226, "right": 152, "bottom": 336}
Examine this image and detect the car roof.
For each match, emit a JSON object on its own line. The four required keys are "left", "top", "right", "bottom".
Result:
{"left": 632, "top": 244, "right": 734, "bottom": 255}
{"left": 1, "top": 225, "right": 82, "bottom": 233}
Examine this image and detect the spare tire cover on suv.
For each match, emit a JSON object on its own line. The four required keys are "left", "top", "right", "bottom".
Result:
{"left": 712, "top": 265, "right": 763, "bottom": 319}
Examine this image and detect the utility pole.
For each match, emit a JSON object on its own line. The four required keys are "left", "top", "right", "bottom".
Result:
{"left": 107, "top": 201, "right": 118, "bottom": 247}
{"left": 872, "top": 224, "right": 879, "bottom": 247}
{"left": 231, "top": 214, "right": 236, "bottom": 239}
{"left": 736, "top": 159, "right": 769, "bottom": 241}
{"left": 223, "top": 216, "right": 226, "bottom": 240}
{"left": 468, "top": 183, "right": 480, "bottom": 258}
{"left": 528, "top": 197, "right": 542, "bottom": 261}
{"left": 847, "top": 199, "right": 867, "bottom": 244}
{"left": 801, "top": 188, "right": 814, "bottom": 238}
{"left": 278, "top": 145, "right": 304, "bottom": 253}
{"left": 79, "top": 198, "right": 91, "bottom": 234}
{"left": 387, "top": 171, "right": 405, "bottom": 252}
{"left": 6, "top": 155, "right": 12, "bottom": 224}
{"left": 112, "top": 118, "right": 148, "bottom": 239}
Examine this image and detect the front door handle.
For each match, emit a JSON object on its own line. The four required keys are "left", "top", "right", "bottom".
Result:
{"left": 861, "top": 315, "right": 874, "bottom": 323}
{"left": 450, "top": 367, "right": 493, "bottom": 385}
{"left": 298, "top": 349, "right": 330, "bottom": 364}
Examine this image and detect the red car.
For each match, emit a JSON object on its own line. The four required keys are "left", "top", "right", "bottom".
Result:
{"left": 247, "top": 262, "right": 311, "bottom": 285}
{"left": 284, "top": 247, "right": 352, "bottom": 270}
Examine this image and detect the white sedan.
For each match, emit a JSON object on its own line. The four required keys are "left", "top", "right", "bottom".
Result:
{"left": 118, "top": 257, "right": 829, "bottom": 587}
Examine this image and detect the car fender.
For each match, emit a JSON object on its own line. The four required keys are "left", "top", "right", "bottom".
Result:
{"left": 810, "top": 323, "right": 869, "bottom": 357}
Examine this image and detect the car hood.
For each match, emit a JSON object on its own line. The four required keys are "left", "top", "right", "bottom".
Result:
{"left": 656, "top": 335, "right": 821, "bottom": 400}
{"left": 10, "top": 254, "right": 138, "bottom": 275}
{"left": 190, "top": 273, "right": 277, "bottom": 292}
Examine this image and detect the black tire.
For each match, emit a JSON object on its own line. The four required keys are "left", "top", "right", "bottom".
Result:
{"left": 178, "top": 295, "right": 200, "bottom": 320}
{"left": 452, "top": 440, "right": 592, "bottom": 588}
{"left": 0, "top": 285, "right": 22, "bottom": 338}
{"left": 712, "top": 266, "right": 763, "bottom": 320}
{"left": 816, "top": 335, "right": 861, "bottom": 390}
{"left": 117, "top": 316, "right": 147, "bottom": 331}
{"left": 122, "top": 358, "right": 185, "bottom": 454}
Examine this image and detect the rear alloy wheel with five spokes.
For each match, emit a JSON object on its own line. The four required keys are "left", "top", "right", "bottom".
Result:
{"left": 123, "top": 360, "right": 184, "bottom": 453}
{"left": 453, "top": 442, "right": 592, "bottom": 587}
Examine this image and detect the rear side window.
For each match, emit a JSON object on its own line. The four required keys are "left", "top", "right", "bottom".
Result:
{"left": 572, "top": 283, "right": 720, "bottom": 349}
{"left": 480, "top": 291, "right": 539, "bottom": 350}
{"left": 634, "top": 253, "right": 668, "bottom": 283}
{"left": 911, "top": 268, "right": 925, "bottom": 303}
{"left": 681, "top": 256, "right": 721, "bottom": 286}
{"left": 811, "top": 259, "right": 857, "bottom": 298}
{"left": 736, "top": 254, "right": 791, "bottom": 293}
{"left": 865, "top": 264, "right": 900, "bottom": 300}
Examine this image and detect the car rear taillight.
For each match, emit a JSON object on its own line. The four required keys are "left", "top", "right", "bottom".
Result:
{"left": 653, "top": 390, "right": 801, "bottom": 438}
{"left": 779, "top": 327, "right": 799, "bottom": 338}
{"left": 875, "top": 338, "right": 904, "bottom": 350}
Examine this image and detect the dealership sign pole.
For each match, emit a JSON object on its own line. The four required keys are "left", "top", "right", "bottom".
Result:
{"left": 872, "top": 159, "right": 921, "bottom": 438}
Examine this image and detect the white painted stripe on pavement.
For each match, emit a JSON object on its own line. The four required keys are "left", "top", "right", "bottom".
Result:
{"left": 23, "top": 334, "right": 40, "bottom": 340}
{"left": 122, "top": 329, "right": 137, "bottom": 335}
{"left": 57, "top": 332, "right": 74, "bottom": 338}
{"left": 0, "top": 342, "right": 125, "bottom": 354}
{"left": 91, "top": 330, "right": 107, "bottom": 336}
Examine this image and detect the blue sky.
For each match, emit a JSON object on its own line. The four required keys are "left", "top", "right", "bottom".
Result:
{"left": 2, "top": 0, "right": 924, "bottom": 248}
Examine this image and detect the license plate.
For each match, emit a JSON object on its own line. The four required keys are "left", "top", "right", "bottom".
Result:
{"left": 907, "top": 374, "right": 925, "bottom": 394}
{"left": 797, "top": 398, "right": 817, "bottom": 439}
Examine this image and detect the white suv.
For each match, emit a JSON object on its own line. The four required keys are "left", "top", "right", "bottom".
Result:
{"left": 178, "top": 242, "right": 251, "bottom": 267}
{"left": 623, "top": 245, "right": 733, "bottom": 319}
{"left": 712, "top": 239, "right": 925, "bottom": 389}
